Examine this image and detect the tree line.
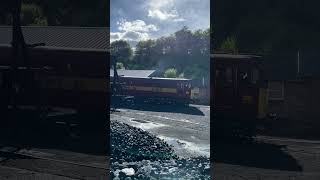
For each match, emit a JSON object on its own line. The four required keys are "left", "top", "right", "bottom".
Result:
{"left": 213, "top": 0, "right": 320, "bottom": 54}
{"left": 111, "top": 26, "right": 210, "bottom": 79}
{"left": 0, "top": 0, "right": 107, "bottom": 26}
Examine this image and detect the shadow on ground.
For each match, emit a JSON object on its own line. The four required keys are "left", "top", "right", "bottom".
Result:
{"left": 0, "top": 110, "right": 108, "bottom": 156}
{"left": 111, "top": 100, "right": 205, "bottom": 116}
{"left": 213, "top": 140, "right": 303, "bottom": 172}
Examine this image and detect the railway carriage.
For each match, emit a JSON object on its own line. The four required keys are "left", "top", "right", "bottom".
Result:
{"left": 0, "top": 45, "right": 108, "bottom": 113}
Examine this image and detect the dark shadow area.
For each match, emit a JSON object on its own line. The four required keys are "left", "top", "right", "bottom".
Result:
{"left": 0, "top": 109, "right": 108, "bottom": 156}
{"left": 257, "top": 117, "right": 320, "bottom": 141}
{"left": 212, "top": 115, "right": 303, "bottom": 171}
{"left": 213, "top": 139, "right": 303, "bottom": 172}
{"left": 110, "top": 98, "right": 205, "bottom": 116}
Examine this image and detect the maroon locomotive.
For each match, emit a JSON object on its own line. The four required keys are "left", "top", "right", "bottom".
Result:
{"left": 116, "top": 76, "right": 192, "bottom": 105}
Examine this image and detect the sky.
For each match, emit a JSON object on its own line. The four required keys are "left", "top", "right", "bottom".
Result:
{"left": 110, "top": 0, "right": 210, "bottom": 47}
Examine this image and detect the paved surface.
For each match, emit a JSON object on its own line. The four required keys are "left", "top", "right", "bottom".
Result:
{"left": 0, "top": 111, "right": 108, "bottom": 180}
{"left": 0, "top": 147, "right": 108, "bottom": 180}
{"left": 110, "top": 104, "right": 210, "bottom": 158}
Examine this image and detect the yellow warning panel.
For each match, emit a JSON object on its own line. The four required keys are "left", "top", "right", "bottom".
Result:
{"left": 242, "top": 95, "right": 253, "bottom": 104}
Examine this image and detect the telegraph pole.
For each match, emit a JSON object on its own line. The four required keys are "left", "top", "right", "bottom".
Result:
{"left": 10, "top": 0, "right": 25, "bottom": 110}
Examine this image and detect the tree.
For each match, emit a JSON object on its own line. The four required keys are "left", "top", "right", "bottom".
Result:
{"left": 110, "top": 40, "right": 133, "bottom": 68}
{"left": 23, "top": 0, "right": 107, "bottom": 26}
{"left": 21, "top": 3, "right": 47, "bottom": 25}
{"left": 213, "top": 0, "right": 320, "bottom": 53}
{"left": 164, "top": 68, "right": 177, "bottom": 78}
{"left": 132, "top": 40, "right": 157, "bottom": 69}
{"left": 129, "top": 26, "right": 209, "bottom": 80}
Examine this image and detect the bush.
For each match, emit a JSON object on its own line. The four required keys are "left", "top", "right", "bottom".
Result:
{"left": 220, "top": 36, "right": 238, "bottom": 54}
{"left": 116, "top": 62, "right": 125, "bottom": 69}
{"left": 164, "top": 68, "right": 177, "bottom": 78}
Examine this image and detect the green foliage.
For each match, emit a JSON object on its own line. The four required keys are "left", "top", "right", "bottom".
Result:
{"left": 111, "top": 40, "right": 133, "bottom": 68}
{"left": 213, "top": 0, "right": 320, "bottom": 53}
{"left": 0, "top": 0, "right": 107, "bottom": 26}
{"left": 21, "top": 3, "right": 47, "bottom": 25}
{"left": 127, "top": 26, "right": 210, "bottom": 79}
{"left": 116, "top": 62, "right": 125, "bottom": 70}
{"left": 184, "top": 65, "right": 207, "bottom": 79}
{"left": 220, "top": 36, "right": 238, "bottom": 54}
{"left": 164, "top": 68, "right": 177, "bottom": 78}
{"left": 109, "top": 26, "right": 209, "bottom": 79}
{"left": 132, "top": 39, "right": 158, "bottom": 69}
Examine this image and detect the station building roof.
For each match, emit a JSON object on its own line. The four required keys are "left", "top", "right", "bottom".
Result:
{"left": 0, "top": 26, "right": 109, "bottom": 51}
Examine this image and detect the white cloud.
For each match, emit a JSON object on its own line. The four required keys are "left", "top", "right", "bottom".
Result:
{"left": 110, "top": 31, "right": 149, "bottom": 42}
{"left": 110, "top": 32, "right": 122, "bottom": 42}
{"left": 110, "top": 20, "right": 154, "bottom": 44}
{"left": 117, "top": 19, "right": 158, "bottom": 32}
{"left": 111, "top": 19, "right": 157, "bottom": 45}
{"left": 147, "top": 9, "right": 178, "bottom": 20}
{"left": 111, "top": 19, "right": 158, "bottom": 45}
{"left": 122, "top": 31, "right": 149, "bottom": 41}
{"left": 148, "top": 0, "right": 174, "bottom": 9}
{"left": 146, "top": 1, "right": 186, "bottom": 22}
{"left": 173, "top": 18, "right": 186, "bottom": 22}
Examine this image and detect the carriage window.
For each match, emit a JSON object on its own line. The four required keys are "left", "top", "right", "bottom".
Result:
{"left": 216, "top": 69, "right": 225, "bottom": 82}
{"left": 240, "top": 72, "right": 249, "bottom": 82}
{"left": 251, "top": 68, "right": 259, "bottom": 84}
{"left": 226, "top": 67, "right": 232, "bottom": 83}
{"left": 239, "top": 66, "right": 250, "bottom": 84}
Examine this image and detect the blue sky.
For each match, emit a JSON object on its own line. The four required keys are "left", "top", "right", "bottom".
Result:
{"left": 110, "top": 0, "right": 210, "bottom": 47}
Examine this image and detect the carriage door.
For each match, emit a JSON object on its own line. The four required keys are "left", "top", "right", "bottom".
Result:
{"left": 214, "top": 63, "right": 235, "bottom": 110}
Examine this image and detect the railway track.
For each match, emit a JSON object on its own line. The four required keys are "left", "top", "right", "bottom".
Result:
{"left": 0, "top": 146, "right": 108, "bottom": 180}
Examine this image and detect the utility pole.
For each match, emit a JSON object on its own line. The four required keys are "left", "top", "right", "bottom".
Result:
{"left": 10, "top": 0, "right": 45, "bottom": 112}
{"left": 10, "top": 0, "right": 25, "bottom": 110}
